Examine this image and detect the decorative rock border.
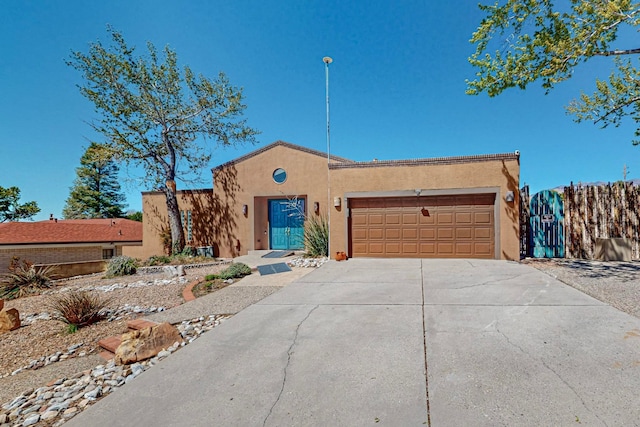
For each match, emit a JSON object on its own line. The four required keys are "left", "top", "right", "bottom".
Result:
{"left": 0, "top": 314, "right": 231, "bottom": 426}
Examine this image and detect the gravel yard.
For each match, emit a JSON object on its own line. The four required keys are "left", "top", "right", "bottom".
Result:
{"left": 2, "top": 256, "right": 638, "bottom": 425}
{"left": 0, "top": 263, "right": 227, "bottom": 406}
{"left": 523, "top": 258, "right": 640, "bottom": 319}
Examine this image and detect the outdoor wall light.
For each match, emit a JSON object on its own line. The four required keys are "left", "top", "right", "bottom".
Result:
{"left": 314, "top": 202, "right": 320, "bottom": 213}
{"left": 334, "top": 197, "right": 341, "bottom": 207}
{"left": 505, "top": 191, "right": 515, "bottom": 203}
{"left": 242, "top": 204, "right": 248, "bottom": 215}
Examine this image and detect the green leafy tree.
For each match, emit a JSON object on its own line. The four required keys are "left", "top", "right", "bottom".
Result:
{"left": 67, "top": 28, "right": 259, "bottom": 253}
{"left": 467, "top": 1, "right": 640, "bottom": 142}
{"left": 125, "top": 210, "right": 143, "bottom": 222}
{"left": 63, "top": 142, "right": 126, "bottom": 219}
{"left": 0, "top": 186, "right": 40, "bottom": 222}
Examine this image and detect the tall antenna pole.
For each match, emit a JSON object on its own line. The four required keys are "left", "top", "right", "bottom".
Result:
{"left": 323, "top": 56, "right": 333, "bottom": 257}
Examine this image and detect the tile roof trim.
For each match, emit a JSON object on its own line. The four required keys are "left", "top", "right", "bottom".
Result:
{"left": 211, "top": 140, "right": 354, "bottom": 171}
{"left": 329, "top": 152, "right": 520, "bottom": 169}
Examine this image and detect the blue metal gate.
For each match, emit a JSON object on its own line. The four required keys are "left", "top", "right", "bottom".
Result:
{"left": 529, "top": 190, "right": 564, "bottom": 258}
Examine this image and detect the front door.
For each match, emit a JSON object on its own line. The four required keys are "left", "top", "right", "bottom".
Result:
{"left": 269, "top": 199, "right": 305, "bottom": 250}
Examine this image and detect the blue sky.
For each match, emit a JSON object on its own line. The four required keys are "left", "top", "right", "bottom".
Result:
{"left": 2, "top": 1, "right": 638, "bottom": 221}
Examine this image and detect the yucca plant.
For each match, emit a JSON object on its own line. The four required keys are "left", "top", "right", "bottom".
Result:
{"left": 0, "top": 261, "right": 58, "bottom": 300}
{"left": 304, "top": 214, "right": 328, "bottom": 257}
{"left": 47, "top": 290, "right": 112, "bottom": 330}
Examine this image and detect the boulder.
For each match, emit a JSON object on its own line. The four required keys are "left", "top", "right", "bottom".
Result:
{"left": 0, "top": 308, "right": 21, "bottom": 333}
{"left": 115, "top": 322, "right": 183, "bottom": 365}
{"left": 0, "top": 299, "right": 4, "bottom": 310}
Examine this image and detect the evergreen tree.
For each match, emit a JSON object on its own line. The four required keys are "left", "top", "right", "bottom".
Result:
{"left": 63, "top": 143, "right": 126, "bottom": 219}
{"left": 0, "top": 186, "right": 40, "bottom": 222}
{"left": 67, "top": 28, "right": 258, "bottom": 253}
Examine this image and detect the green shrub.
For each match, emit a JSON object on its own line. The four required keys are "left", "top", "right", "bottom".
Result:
{"left": 0, "top": 260, "right": 58, "bottom": 300}
{"left": 206, "top": 263, "right": 252, "bottom": 281}
{"left": 179, "top": 245, "right": 196, "bottom": 256}
{"left": 221, "top": 262, "right": 252, "bottom": 279}
{"left": 147, "top": 255, "right": 172, "bottom": 266}
{"left": 105, "top": 256, "right": 137, "bottom": 278}
{"left": 304, "top": 214, "right": 328, "bottom": 257}
{"left": 47, "top": 290, "right": 112, "bottom": 330}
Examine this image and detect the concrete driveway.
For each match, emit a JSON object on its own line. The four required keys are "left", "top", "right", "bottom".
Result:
{"left": 68, "top": 259, "right": 640, "bottom": 426}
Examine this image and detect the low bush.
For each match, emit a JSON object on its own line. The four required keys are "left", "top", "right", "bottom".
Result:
{"left": 179, "top": 245, "right": 196, "bottom": 256}
{"left": 105, "top": 256, "right": 137, "bottom": 278}
{"left": 47, "top": 290, "right": 112, "bottom": 331}
{"left": 0, "top": 259, "right": 58, "bottom": 300}
{"left": 304, "top": 214, "right": 328, "bottom": 257}
{"left": 143, "top": 253, "right": 215, "bottom": 267}
{"left": 206, "top": 262, "right": 252, "bottom": 281}
{"left": 146, "top": 255, "right": 172, "bottom": 266}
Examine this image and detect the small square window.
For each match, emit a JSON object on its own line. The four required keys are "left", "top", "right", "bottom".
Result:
{"left": 102, "top": 249, "right": 115, "bottom": 260}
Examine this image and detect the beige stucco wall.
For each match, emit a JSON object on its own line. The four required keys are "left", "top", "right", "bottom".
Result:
{"left": 141, "top": 189, "right": 218, "bottom": 258}
{"left": 222, "top": 144, "right": 333, "bottom": 256}
{"left": 121, "top": 244, "right": 145, "bottom": 260}
{"left": 140, "top": 144, "right": 520, "bottom": 260}
{"left": 141, "top": 145, "right": 334, "bottom": 259}
{"left": 329, "top": 158, "right": 520, "bottom": 260}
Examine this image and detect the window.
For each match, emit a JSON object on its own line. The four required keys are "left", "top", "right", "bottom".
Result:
{"left": 181, "top": 210, "right": 193, "bottom": 243}
{"left": 272, "top": 168, "right": 287, "bottom": 184}
{"left": 102, "top": 249, "right": 115, "bottom": 260}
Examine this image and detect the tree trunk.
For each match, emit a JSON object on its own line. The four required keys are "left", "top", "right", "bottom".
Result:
{"left": 164, "top": 180, "right": 184, "bottom": 254}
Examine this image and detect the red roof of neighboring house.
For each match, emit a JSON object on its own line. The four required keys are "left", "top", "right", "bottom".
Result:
{"left": 0, "top": 218, "right": 143, "bottom": 245}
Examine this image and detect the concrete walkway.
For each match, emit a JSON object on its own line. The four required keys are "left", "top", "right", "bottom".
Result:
{"left": 67, "top": 259, "right": 640, "bottom": 426}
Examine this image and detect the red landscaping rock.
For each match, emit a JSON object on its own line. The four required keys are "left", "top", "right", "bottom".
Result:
{"left": 0, "top": 308, "right": 21, "bottom": 333}
{"left": 115, "top": 322, "right": 183, "bottom": 365}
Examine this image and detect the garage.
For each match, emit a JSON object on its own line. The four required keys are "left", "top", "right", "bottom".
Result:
{"left": 349, "top": 194, "right": 496, "bottom": 258}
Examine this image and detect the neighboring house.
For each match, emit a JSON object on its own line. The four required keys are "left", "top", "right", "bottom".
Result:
{"left": 0, "top": 218, "right": 143, "bottom": 277}
{"left": 141, "top": 140, "right": 521, "bottom": 260}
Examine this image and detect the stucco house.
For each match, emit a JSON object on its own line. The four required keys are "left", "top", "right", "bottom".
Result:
{"left": 0, "top": 218, "right": 143, "bottom": 277}
{"left": 141, "top": 141, "right": 520, "bottom": 260}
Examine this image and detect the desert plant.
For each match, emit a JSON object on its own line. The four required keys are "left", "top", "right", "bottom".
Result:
{"left": 207, "top": 263, "right": 252, "bottom": 281}
{"left": 179, "top": 245, "right": 196, "bottom": 256}
{"left": 146, "top": 255, "right": 172, "bottom": 266}
{"left": 105, "top": 256, "right": 137, "bottom": 278}
{"left": 304, "top": 214, "right": 328, "bottom": 257}
{"left": 0, "top": 261, "right": 58, "bottom": 300}
{"left": 47, "top": 290, "right": 112, "bottom": 330}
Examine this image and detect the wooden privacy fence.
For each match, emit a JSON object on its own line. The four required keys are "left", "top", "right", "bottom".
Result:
{"left": 520, "top": 185, "right": 531, "bottom": 258}
{"left": 564, "top": 182, "right": 640, "bottom": 259}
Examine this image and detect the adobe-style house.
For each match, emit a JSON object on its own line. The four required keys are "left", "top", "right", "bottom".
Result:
{"left": 0, "top": 218, "right": 143, "bottom": 277}
{"left": 141, "top": 141, "right": 521, "bottom": 260}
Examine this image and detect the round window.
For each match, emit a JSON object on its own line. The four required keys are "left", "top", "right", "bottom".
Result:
{"left": 272, "top": 168, "right": 287, "bottom": 184}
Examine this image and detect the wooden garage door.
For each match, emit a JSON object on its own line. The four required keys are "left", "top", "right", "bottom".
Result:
{"left": 349, "top": 194, "right": 495, "bottom": 258}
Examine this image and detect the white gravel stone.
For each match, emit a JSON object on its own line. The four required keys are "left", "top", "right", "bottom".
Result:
{"left": 1, "top": 313, "right": 232, "bottom": 427}
{"left": 41, "top": 411, "right": 58, "bottom": 421}
{"left": 22, "top": 413, "right": 40, "bottom": 426}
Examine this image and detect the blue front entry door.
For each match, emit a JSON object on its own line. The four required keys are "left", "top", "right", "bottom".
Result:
{"left": 269, "top": 199, "right": 305, "bottom": 250}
